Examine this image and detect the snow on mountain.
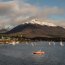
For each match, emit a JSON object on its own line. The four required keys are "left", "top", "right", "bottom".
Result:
{"left": 4, "top": 25, "right": 14, "bottom": 30}
{"left": 25, "top": 19, "right": 57, "bottom": 27}
{"left": 0, "top": 25, "right": 14, "bottom": 30}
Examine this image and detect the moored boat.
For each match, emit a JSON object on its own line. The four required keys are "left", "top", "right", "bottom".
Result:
{"left": 33, "top": 50, "right": 46, "bottom": 55}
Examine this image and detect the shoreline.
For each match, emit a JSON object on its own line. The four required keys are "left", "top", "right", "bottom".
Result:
{"left": 0, "top": 37, "right": 65, "bottom": 44}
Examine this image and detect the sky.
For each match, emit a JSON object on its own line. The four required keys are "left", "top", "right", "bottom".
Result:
{"left": 0, "top": 0, "right": 65, "bottom": 28}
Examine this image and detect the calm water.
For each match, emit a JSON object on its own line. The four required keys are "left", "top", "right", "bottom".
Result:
{"left": 0, "top": 41, "right": 65, "bottom": 65}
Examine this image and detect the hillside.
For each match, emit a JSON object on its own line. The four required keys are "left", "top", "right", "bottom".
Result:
{"left": 6, "top": 23, "right": 65, "bottom": 39}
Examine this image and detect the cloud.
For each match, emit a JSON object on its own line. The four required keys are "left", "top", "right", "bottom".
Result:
{"left": 44, "top": 6, "right": 64, "bottom": 15}
{"left": 0, "top": 0, "right": 65, "bottom": 28}
{"left": 36, "top": 6, "right": 65, "bottom": 19}
{"left": 0, "top": 1, "right": 20, "bottom": 16}
{"left": 0, "top": 0, "right": 38, "bottom": 27}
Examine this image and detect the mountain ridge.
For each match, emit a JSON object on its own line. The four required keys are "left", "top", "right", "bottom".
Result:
{"left": 5, "top": 23, "right": 65, "bottom": 39}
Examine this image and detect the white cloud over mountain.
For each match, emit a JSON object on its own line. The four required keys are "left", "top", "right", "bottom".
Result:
{"left": 0, "top": 0, "right": 65, "bottom": 28}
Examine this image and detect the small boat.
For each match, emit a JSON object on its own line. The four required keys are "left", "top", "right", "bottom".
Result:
{"left": 26, "top": 42, "right": 28, "bottom": 45}
{"left": 33, "top": 50, "right": 45, "bottom": 55}
{"left": 49, "top": 42, "right": 51, "bottom": 45}
{"left": 53, "top": 41, "right": 55, "bottom": 45}
{"left": 9, "top": 40, "right": 19, "bottom": 45}
{"left": 10, "top": 41, "right": 16, "bottom": 45}
{"left": 16, "top": 41, "right": 19, "bottom": 44}
{"left": 60, "top": 41, "right": 64, "bottom": 46}
{"left": 31, "top": 42, "right": 34, "bottom": 46}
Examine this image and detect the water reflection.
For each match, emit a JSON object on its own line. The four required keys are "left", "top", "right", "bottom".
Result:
{"left": 0, "top": 41, "right": 65, "bottom": 65}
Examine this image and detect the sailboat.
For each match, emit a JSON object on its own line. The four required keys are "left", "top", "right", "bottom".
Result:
{"left": 53, "top": 41, "right": 55, "bottom": 45}
{"left": 16, "top": 41, "right": 19, "bottom": 44}
{"left": 49, "top": 42, "right": 51, "bottom": 45}
{"left": 60, "top": 41, "right": 64, "bottom": 46}
{"left": 31, "top": 42, "right": 34, "bottom": 46}
{"left": 9, "top": 41, "right": 19, "bottom": 45}
{"left": 10, "top": 41, "right": 16, "bottom": 45}
{"left": 26, "top": 42, "right": 28, "bottom": 45}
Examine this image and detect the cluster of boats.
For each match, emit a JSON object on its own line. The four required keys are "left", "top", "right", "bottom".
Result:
{"left": 0, "top": 40, "right": 64, "bottom": 56}
{"left": 33, "top": 41, "right": 64, "bottom": 55}
{"left": 48, "top": 41, "right": 64, "bottom": 46}
{"left": 9, "top": 41, "right": 19, "bottom": 45}
{"left": 0, "top": 40, "right": 19, "bottom": 45}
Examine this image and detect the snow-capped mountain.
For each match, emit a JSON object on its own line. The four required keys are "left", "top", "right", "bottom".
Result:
{"left": 1, "top": 18, "right": 65, "bottom": 41}
{"left": 25, "top": 19, "right": 57, "bottom": 27}
{"left": 6, "top": 21, "right": 65, "bottom": 39}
